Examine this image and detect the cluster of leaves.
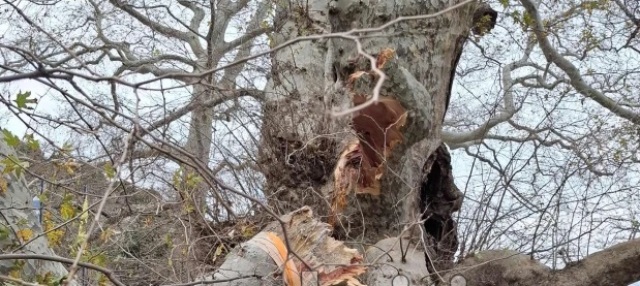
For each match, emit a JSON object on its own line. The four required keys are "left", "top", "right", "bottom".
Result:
{"left": 0, "top": 128, "right": 116, "bottom": 285}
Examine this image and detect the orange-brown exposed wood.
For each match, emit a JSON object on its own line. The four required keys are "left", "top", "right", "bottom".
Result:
{"left": 330, "top": 49, "right": 408, "bottom": 226}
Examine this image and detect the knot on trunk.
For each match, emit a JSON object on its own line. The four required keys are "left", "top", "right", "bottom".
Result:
{"left": 472, "top": 3, "right": 498, "bottom": 36}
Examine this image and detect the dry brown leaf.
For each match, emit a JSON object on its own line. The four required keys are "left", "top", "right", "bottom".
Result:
{"left": 0, "top": 175, "right": 7, "bottom": 196}
{"left": 347, "top": 71, "right": 367, "bottom": 85}
{"left": 316, "top": 251, "right": 366, "bottom": 286}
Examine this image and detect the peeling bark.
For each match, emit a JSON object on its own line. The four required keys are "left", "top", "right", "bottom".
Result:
{"left": 198, "top": 207, "right": 365, "bottom": 286}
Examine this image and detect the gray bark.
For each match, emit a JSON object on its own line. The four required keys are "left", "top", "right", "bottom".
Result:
{"left": 260, "top": 0, "right": 488, "bottom": 244}
{"left": 445, "top": 238, "right": 640, "bottom": 286}
{"left": 254, "top": 1, "right": 496, "bottom": 285}
{"left": 364, "top": 237, "right": 431, "bottom": 285}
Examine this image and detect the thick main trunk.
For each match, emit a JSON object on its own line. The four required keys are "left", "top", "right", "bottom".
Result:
{"left": 260, "top": 0, "right": 487, "bottom": 245}
{"left": 185, "top": 84, "right": 215, "bottom": 168}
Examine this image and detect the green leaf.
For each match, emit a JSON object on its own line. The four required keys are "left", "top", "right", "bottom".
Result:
{"left": 522, "top": 11, "right": 534, "bottom": 27}
{"left": 60, "top": 194, "right": 76, "bottom": 220}
{"left": 185, "top": 172, "right": 202, "bottom": 188}
{"left": 0, "top": 225, "right": 11, "bottom": 241}
{"left": 499, "top": 0, "right": 509, "bottom": 8}
{"left": 0, "top": 155, "right": 29, "bottom": 176}
{"left": 80, "top": 196, "right": 89, "bottom": 223}
{"left": 2, "top": 129, "right": 20, "bottom": 148}
{"left": 90, "top": 252, "right": 108, "bottom": 267}
{"left": 61, "top": 142, "right": 74, "bottom": 155}
{"left": 14, "top": 91, "right": 34, "bottom": 110}
{"left": 23, "top": 133, "right": 40, "bottom": 151}
{"left": 14, "top": 91, "right": 38, "bottom": 110}
{"left": 164, "top": 233, "right": 173, "bottom": 248}
{"left": 36, "top": 272, "right": 58, "bottom": 286}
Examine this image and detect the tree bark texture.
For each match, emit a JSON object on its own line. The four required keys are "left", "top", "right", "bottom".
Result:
{"left": 445, "top": 238, "right": 640, "bottom": 286}
{"left": 260, "top": 0, "right": 492, "bottom": 245}
{"left": 198, "top": 207, "right": 366, "bottom": 286}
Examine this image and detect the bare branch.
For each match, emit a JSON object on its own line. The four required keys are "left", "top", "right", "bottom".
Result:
{"left": 107, "top": 0, "right": 193, "bottom": 43}
{"left": 443, "top": 42, "right": 535, "bottom": 147}
{"left": 217, "top": 0, "right": 271, "bottom": 85}
{"left": 521, "top": 0, "right": 640, "bottom": 125}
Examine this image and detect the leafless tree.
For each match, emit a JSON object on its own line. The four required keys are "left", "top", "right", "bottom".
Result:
{"left": 0, "top": 0, "right": 639, "bottom": 285}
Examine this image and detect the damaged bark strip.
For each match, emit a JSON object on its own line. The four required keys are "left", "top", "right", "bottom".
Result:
{"left": 328, "top": 48, "right": 436, "bottom": 237}
{"left": 324, "top": 0, "right": 498, "bottom": 244}
{"left": 202, "top": 207, "right": 366, "bottom": 286}
{"left": 330, "top": 49, "right": 408, "bottom": 226}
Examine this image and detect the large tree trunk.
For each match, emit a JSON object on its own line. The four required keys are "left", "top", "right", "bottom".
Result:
{"left": 260, "top": 0, "right": 492, "bottom": 244}
{"left": 197, "top": 0, "right": 640, "bottom": 285}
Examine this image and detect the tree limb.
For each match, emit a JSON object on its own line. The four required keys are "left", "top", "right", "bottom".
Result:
{"left": 108, "top": 0, "right": 193, "bottom": 43}
{"left": 443, "top": 41, "right": 535, "bottom": 148}
{"left": 548, "top": 238, "right": 640, "bottom": 286}
{"left": 520, "top": 0, "right": 640, "bottom": 125}
{"left": 447, "top": 238, "right": 640, "bottom": 286}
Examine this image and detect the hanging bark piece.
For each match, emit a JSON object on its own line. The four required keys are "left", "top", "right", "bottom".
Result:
{"left": 330, "top": 49, "right": 407, "bottom": 226}
{"left": 352, "top": 94, "right": 407, "bottom": 168}
{"left": 207, "top": 207, "right": 366, "bottom": 286}
{"left": 258, "top": 207, "right": 367, "bottom": 286}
